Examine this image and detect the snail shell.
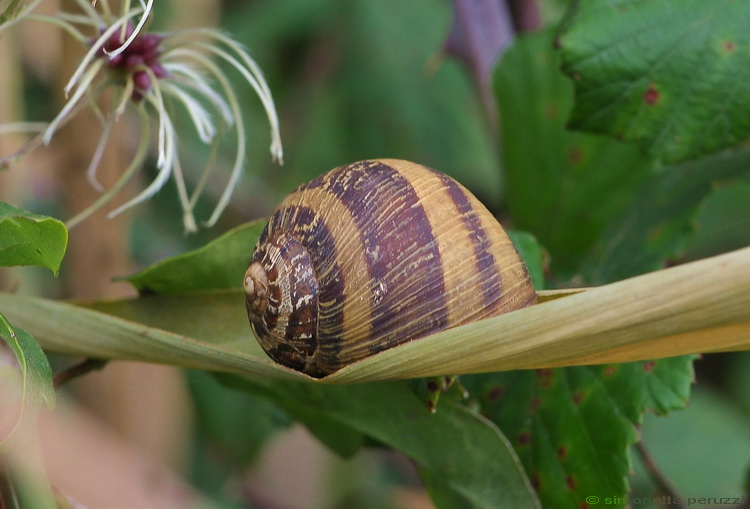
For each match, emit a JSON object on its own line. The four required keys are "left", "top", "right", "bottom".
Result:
{"left": 244, "top": 159, "right": 536, "bottom": 377}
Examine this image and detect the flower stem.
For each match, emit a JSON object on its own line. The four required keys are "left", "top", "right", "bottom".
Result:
{"left": 53, "top": 358, "right": 108, "bottom": 388}
{"left": 635, "top": 440, "right": 684, "bottom": 508}
{"left": 65, "top": 105, "right": 151, "bottom": 229}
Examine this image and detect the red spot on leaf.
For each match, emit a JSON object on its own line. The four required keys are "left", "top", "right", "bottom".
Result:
{"left": 604, "top": 365, "right": 616, "bottom": 377}
{"left": 664, "top": 256, "right": 683, "bottom": 268}
{"left": 531, "top": 472, "right": 541, "bottom": 490}
{"left": 569, "top": 147, "right": 583, "bottom": 164}
{"left": 530, "top": 397, "right": 542, "bottom": 411}
{"left": 487, "top": 385, "right": 505, "bottom": 401}
{"left": 535, "top": 368, "right": 552, "bottom": 378}
{"left": 545, "top": 104, "right": 559, "bottom": 118}
{"left": 644, "top": 361, "right": 655, "bottom": 372}
{"left": 724, "top": 41, "right": 736, "bottom": 53}
{"left": 518, "top": 432, "right": 532, "bottom": 446}
{"left": 566, "top": 475, "right": 576, "bottom": 490}
{"left": 643, "top": 83, "right": 660, "bottom": 105}
{"left": 536, "top": 368, "right": 554, "bottom": 387}
{"left": 557, "top": 446, "right": 567, "bottom": 459}
{"left": 572, "top": 391, "right": 584, "bottom": 405}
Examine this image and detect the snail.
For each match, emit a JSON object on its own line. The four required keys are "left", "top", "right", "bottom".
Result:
{"left": 244, "top": 159, "right": 537, "bottom": 377}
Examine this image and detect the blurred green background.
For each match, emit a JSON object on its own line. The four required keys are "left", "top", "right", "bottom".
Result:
{"left": 4, "top": 0, "right": 748, "bottom": 507}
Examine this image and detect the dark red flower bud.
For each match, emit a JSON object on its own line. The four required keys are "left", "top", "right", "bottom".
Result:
{"left": 125, "top": 54, "right": 145, "bottom": 70}
{"left": 132, "top": 71, "right": 151, "bottom": 92}
{"left": 107, "top": 53, "right": 124, "bottom": 66}
{"left": 94, "top": 22, "right": 168, "bottom": 103}
{"left": 150, "top": 62, "right": 169, "bottom": 79}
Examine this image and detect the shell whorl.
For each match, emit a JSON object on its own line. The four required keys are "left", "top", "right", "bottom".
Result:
{"left": 244, "top": 232, "right": 320, "bottom": 374}
{"left": 245, "top": 159, "right": 537, "bottom": 377}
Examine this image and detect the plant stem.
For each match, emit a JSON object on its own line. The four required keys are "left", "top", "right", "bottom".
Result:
{"left": 506, "top": 0, "right": 541, "bottom": 32}
{"left": 0, "top": 459, "right": 20, "bottom": 509}
{"left": 635, "top": 440, "right": 685, "bottom": 509}
{"left": 53, "top": 358, "right": 108, "bottom": 388}
{"left": 0, "top": 0, "right": 24, "bottom": 24}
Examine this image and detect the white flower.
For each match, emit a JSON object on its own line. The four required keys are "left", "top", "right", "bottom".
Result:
{"left": 1, "top": 0, "right": 283, "bottom": 232}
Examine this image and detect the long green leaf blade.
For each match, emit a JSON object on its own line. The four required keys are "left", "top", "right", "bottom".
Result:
{"left": 0, "top": 314, "right": 55, "bottom": 448}
{"left": 0, "top": 245, "right": 748, "bottom": 382}
{"left": 125, "top": 221, "right": 266, "bottom": 294}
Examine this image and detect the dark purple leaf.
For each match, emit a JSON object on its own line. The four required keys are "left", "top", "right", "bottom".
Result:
{"left": 444, "top": 0, "right": 514, "bottom": 88}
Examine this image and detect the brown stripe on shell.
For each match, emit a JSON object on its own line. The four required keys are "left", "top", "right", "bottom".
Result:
{"left": 472, "top": 199, "right": 538, "bottom": 314}
{"left": 280, "top": 236, "right": 319, "bottom": 343}
{"left": 321, "top": 160, "right": 449, "bottom": 361}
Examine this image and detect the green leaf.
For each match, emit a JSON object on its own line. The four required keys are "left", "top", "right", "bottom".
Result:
{"left": 582, "top": 149, "right": 750, "bottom": 284}
{"left": 558, "top": 0, "right": 750, "bottom": 163}
{"left": 495, "top": 29, "right": 655, "bottom": 274}
{"left": 685, "top": 181, "right": 750, "bottom": 261}
{"left": 125, "top": 220, "right": 266, "bottom": 294}
{"left": 0, "top": 202, "right": 68, "bottom": 276}
{"left": 186, "top": 371, "right": 290, "bottom": 496}
{"left": 218, "top": 374, "right": 541, "bottom": 509}
{"left": 635, "top": 386, "right": 750, "bottom": 500}
{"left": 283, "top": 402, "right": 365, "bottom": 459}
{"left": 507, "top": 230, "right": 546, "bottom": 290}
{"left": 0, "top": 314, "right": 55, "bottom": 448}
{"left": 464, "top": 357, "right": 694, "bottom": 509}
{"left": 188, "top": 370, "right": 288, "bottom": 466}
